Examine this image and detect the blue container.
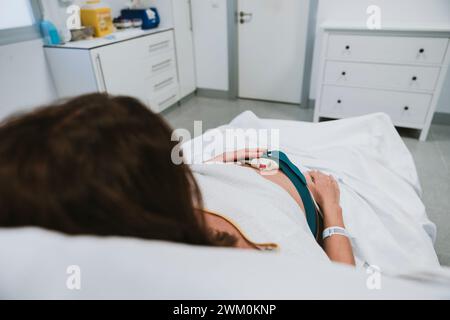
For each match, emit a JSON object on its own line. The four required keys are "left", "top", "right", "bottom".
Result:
{"left": 120, "top": 8, "right": 160, "bottom": 30}
{"left": 40, "top": 20, "right": 61, "bottom": 45}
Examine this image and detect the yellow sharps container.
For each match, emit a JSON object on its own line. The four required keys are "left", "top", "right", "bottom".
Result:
{"left": 80, "top": 0, "right": 114, "bottom": 38}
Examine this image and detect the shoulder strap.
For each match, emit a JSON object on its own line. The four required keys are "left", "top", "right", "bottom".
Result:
{"left": 263, "top": 151, "right": 319, "bottom": 238}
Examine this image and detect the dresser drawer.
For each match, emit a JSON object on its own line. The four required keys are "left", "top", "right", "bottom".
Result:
{"left": 146, "top": 50, "right": 177, "bottom": 79}
{"left": 148, "top": 86, "right": 179, "bottom": 113}
{"left": 320, "top": 86, "right": 432, "bottom": 127}
{"left": 149, "top": 70, "right": 178, "bottom": 96}
{"left": 145, "top": 31, "right": 175, "bottom": 57}
{"left": 324, "top": 61, "right": 441, "bottom": 92}
{"left": 129, "top": 30, "right": 174, "bottom": 60}
{"left": 327, "top": 34, "right": 448, "bottom": 65}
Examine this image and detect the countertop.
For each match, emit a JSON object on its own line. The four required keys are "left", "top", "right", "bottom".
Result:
{"left": 44, "top": 26, "right": 174, "bottom": 50}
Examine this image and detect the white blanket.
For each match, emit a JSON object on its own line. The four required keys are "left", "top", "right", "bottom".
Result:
{"left": 183, "top": 112, "right": 441, "bottom": 276}
{"left": 1, "top": 227, "right": 449, "bottom": 299}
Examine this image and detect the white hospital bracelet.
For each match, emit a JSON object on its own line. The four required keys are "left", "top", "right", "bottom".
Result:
{"left": 322, "top": 226, "right": 349, "bottom": 240}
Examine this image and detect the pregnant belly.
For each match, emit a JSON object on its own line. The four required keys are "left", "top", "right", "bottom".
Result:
{"left": 246, "top": 165, "right": 306, "bottom": 214}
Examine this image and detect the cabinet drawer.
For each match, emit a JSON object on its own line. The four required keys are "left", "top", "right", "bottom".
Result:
{"left": 324, "top": 61, "right": 441, "bottom": 92}
{"left": 320, "top": 86, "right": 432, "bottom": 127}
{"left": 145, "top": 30, "right": 175, "bottom": 57}
{"left": 148, "top": 86, "right": 179, "bottom": 113}
{"left": 149, "top": 70, "right": 178, "bottom": 96}
{"left": 327, "top": 34, "right": 448, "bottom": 65}
{"left": 146, "top": 50, "right": 177, "bottom": 79}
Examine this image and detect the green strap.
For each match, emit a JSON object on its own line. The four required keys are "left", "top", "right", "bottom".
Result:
{"left": 263, "top": 151, "right": 318, "bottom": 237}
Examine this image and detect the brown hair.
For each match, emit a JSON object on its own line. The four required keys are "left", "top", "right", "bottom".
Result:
{"left": 0, "top": 93, "right": 235, "bottom": 247}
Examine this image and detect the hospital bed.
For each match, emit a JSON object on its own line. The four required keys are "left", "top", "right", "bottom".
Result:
{"left": 1, "top": 112, "right": 449, "bottom": 299}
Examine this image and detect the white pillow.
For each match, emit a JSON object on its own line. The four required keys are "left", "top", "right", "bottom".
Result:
{"left": 0, "top": 227, "right": 449, "bottom": 299}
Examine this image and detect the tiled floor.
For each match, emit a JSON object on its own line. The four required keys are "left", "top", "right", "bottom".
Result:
{"left": 163, "top": 95, "right": 450, "bottom": 266}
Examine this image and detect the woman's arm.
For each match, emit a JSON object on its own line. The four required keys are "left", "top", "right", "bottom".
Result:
{"left": 306, "top": 171, "right": 355, "bottom": 266}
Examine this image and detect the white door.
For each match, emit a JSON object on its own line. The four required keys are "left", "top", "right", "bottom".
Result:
{"left": 172, "top": 0, "right": 197, "bottom": 99}
{"left": 238, "top": 0, "right": 309, "bottom": 104}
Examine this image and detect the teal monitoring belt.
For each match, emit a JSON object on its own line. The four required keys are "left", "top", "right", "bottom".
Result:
{"left": 262, "top": 151, "right": 323, "bottom": 240}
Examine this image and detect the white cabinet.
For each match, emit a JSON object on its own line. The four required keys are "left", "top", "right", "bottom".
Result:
{"left": 45, "top": 28, "right": 180, "bottom": 113}
{"left": 172, "top": 0, "right": 197, "bottom": 99}
{"left": 314, "top": 23, "right": 450, "bottom": 140}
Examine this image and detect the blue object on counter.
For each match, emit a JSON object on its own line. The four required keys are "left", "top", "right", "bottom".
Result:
{"left": 40, "top": 20, "right": 61, "bottom": 45}
{"left": 120, "top": 7, "right": 160, "bottom": 30}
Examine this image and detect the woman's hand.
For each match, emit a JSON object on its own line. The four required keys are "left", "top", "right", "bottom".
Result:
{"left": 207, "top": 148, "right": 266, "bottom": 163}
{"left": 306, "top": 171, "right": 340, "bottom": 209}
{"left": 306, "top": 170, "right": 343, "bottom": 227}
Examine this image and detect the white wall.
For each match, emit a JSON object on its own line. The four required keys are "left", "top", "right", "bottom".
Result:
{"left": 0, "top": 39, "right": 56, "bottom": 120}
{"left": 191, "top": 0, "right": 229, "bottom": 91}
{"left": 310, "top": 0, "right": 450, "bottom": 113}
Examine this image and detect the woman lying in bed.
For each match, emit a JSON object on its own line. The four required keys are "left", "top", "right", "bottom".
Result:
{"left": 0, "top": 94, "right": 355, "bottom": 266}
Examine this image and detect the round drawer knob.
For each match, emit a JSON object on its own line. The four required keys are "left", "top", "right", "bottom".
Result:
{"left": 341, "top": 71, "right": 346, "bottom": 76}
{"left": 345, "top": 45, "right": 350, "bottom": 50}
{"left": 419, "top": 48, "right": 425, "bottom": 53}
{"left": 404, "top": 106, "right": 409, "bottom": 111}
{"left": 337, "top": 99, "right": 342, "bottom": 104}
{"left": 412, "top": 76, "right": 417, "bottom": 81}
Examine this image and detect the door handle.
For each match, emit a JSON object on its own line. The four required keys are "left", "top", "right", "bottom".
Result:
{"left": 239, "top": 11, "right": 253, "bottom": 24}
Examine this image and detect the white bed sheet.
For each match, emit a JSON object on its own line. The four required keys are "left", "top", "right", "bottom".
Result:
{"left": 0, "top": 227, "right": 449, "bottom": 299}
{"left": 183, "top": 111, "right": 442, "bottom": 277}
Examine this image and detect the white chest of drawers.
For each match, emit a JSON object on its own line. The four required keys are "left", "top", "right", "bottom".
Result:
{"left": 45, "top": 28, "right": 180, "bottom": 113}
{"left": 314, "top": 23, "right": 450, "bottom": 140}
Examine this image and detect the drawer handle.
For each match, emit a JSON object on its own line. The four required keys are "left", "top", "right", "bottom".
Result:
{"left": 154, "top": 77, "right": 174, "bottom": 90}
{"left": 404, "top": 106, "right": 409, "bottom": 111}
{"left": 152, "top": 59, "right": 172, "bottom": 71}
{"left": 412, "top": 76, "right": 417, "bottom": 81}
{"left": 419, "top": 48, "right": 425, "bottom": 54}
{"left": 149, "top": 40, "right": 170, "bottom": 53}
{"left": 343, "top": 45, "right": 351, "bottom": 55}
{"left": 159, "top": 94, "right": 177, "bottom": 106}
{"left": 95, "top": 54, "right": 107, "bottom": 93}
{"left": 337, "top": 99, "right": 342, "bottom": 104}
{"left": 341, "top": 71, "right": 346, "bottom": 76}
